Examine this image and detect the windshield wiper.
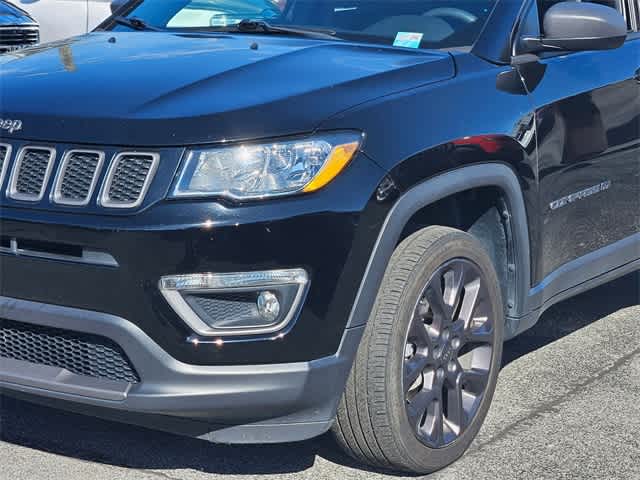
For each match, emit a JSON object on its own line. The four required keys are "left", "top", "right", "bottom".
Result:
{"left": 221, "top": 19, "right": 338, "bottom": 40}
{"left": 113, "top": 16, "right": 164, "bottom": 32}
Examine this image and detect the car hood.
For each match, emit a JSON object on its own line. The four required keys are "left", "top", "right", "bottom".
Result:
{"left": 0, "top": 32, "right": 454, "bottom": 146}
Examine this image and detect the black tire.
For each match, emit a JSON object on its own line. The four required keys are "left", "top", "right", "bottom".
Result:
{"left": 332, "top": 226, "right": 504, "bottom": 473}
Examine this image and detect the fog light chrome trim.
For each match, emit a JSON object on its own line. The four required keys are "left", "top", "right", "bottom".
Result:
{"left": 159, "top": 269, "right": 309, "bottom": 337}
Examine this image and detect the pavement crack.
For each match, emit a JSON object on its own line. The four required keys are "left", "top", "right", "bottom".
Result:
{"left": 470, "top": 346, "right": 640, "bottom": 453}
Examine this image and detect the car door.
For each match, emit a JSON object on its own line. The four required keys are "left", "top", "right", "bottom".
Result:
{"left": 518, "top": 0, "right": 640, "bottom": 286}
{"left": 14, "top": 0, "right": 88, "bottom": 42}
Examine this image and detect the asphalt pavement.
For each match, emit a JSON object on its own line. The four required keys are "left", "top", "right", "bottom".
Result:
{"left": 1, "top": 273, "right": 639, "bottom": 480}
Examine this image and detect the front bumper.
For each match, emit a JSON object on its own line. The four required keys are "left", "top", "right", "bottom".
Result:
{"left": 0, "top": 295, "right": 365, "bottom": 443}
{"left": 0, "top": 150, "right": 387, "bottom": 440}
{"left": 0, "top": 151, "right": 387, "bottom": 365}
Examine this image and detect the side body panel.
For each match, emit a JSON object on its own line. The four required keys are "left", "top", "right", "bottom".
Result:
{"left": 527, "top": 40, "right": 640, "bottom": 283}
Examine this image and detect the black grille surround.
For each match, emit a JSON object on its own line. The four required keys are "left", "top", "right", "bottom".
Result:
{"left": 0, "top": 26, "right": 39, "bottom": 54}
{"left": 0, "top": 318, "right": 140, "bottom": 384}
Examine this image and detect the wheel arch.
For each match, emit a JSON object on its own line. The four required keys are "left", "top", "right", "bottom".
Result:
{"left": 346, "top": 163, "right": 531, "bottom": 338}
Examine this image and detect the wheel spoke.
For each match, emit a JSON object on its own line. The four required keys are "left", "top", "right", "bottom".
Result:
{"left": 461, "top": 368, "right": 490, "bottom": 395}
{"left": 406, "top": 387, "right": 437, "bottom": 429}
{"left": 466, "top": 325, "right": 493, "bottom": 344}
{"left": 458, "top": 277, "right": 481, "bottom": 324}
{"left": 443, "top": 263, "right": 465, "bottom": 314}
{"left": 429, "top": 399, "right": 445, "bottom": 445}
{"left": 404, "top": 353, "right": 430, "bottom": 391}
{"left": 446, "top": 376, "right": 466, "bottom": 433}
{"left": 408, "top": 315, "right": 432, "bottom": 347}
{"left": 416, "top": 297, "right": 431, "bottom": 319}
{"left": 450, "top": 318, "right": 466, "bottom": 339}
{"left": 425, "top": 282, "right": 452, "bottom": 324}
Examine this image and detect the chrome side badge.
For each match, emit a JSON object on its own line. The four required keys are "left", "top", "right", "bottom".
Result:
{"left": 550, "top": 181, "right": 611, "bottom": 211}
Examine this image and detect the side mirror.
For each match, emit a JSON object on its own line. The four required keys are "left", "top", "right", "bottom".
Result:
{"left": 523, "top": 2, "right": 627, "bottom": 52}
{"left": 111, "top": 0, "right": 129, "bottom": 15}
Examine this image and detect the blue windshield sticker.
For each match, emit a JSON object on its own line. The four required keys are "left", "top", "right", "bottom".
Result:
{"left": 393, "top": 32, "right": 423, "bottom": 48}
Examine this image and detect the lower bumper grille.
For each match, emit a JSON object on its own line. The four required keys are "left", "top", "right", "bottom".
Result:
{"left": 0, "top": 319, "right": 140, "bottom": 384}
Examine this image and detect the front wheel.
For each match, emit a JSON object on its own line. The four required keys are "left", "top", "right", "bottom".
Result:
{"left": 332, "top": 226, "right": 504, "bottom": 473}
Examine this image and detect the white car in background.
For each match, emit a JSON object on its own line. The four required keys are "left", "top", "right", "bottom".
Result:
{"left": 10, "top": 0, "right": 116, "bottom": 43}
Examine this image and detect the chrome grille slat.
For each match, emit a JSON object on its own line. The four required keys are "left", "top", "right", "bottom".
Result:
{"left": 0, "top": 143, "right": 11, "bottom": 188}
{"left": 8, "top": 147, "right": 56, "bottom": 202}
{"left": 100, "top": 152, "right": 160, "bottom": 209}
{"left": 52, "top": 150, "right": 105, "bottom": 206}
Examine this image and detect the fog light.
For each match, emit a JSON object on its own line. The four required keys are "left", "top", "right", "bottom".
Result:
{"left": 159, "top": 269, "right": 309, "bottom": 337}
{"left": 257, "top": 291, "right": 280, "bottom": 322}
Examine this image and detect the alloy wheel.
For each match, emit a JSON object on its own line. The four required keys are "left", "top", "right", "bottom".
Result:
{"left": 402, "top": 258, "right": 495, "bottom": 448}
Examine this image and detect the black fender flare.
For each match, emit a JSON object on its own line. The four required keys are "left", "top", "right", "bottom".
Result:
{"left": 345, "top": 162, "right": 531, "bottom": 331}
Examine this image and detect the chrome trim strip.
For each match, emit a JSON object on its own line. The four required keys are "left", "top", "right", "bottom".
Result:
{"left": 0, "top": 241, "right": 118, "bottom": 268}
{"left": 0, "top": 143, "right": 12, "bottom": 188}
{"left": 159, "top": 269, "right": 310, "bottom": 337}
{"left": 99, "top": 152, "right": 160, "bottom": 209}
{"left": 6, "top": 146, "right": 56, "bottom": 202}
{"left": 51, "top": 149, "right": 105, "bottom": 206}
{"left": 0, "top": 26, "right": 39, "bottom": 30}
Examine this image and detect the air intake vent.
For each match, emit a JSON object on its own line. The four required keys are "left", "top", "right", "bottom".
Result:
{"left": 53, "top": 150, "right": 105, "bottom": 206}
{"left": 0, "top": 319, "right": 140, "bottom": 384}
{"left": 100, "top": 152, "right": 159, "bottom": 208}
{"left": 0, "top": 143, "right": 11, "bottom": 187}
{"left": 8, "top": 146, "right": 56, "bottom": 201}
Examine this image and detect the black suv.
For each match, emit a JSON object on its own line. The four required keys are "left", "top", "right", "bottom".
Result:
{"left": 0, "top": 1, "right": 38, "bottom": 54}
{"left": 0, "top": 0, "right": 638, "bottom": 474}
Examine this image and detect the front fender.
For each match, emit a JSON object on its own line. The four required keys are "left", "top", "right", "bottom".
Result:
{"left": 344, "top": 163, "right": 531, "bottom": 336}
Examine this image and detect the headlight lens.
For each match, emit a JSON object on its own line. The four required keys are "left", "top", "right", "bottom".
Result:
{"left": 171, "top": 132, "right": 361, "bottom": 200}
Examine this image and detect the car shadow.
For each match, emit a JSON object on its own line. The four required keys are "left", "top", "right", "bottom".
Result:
{"left": 1, "top": 273, "right": 638, "bottom": 477}
{"left": 501, "top": 272, "right": 639, "bottom": 367}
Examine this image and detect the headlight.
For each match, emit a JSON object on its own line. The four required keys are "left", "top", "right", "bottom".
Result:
{"left": 171, "top": 132, "right": 361, "bottom": 201}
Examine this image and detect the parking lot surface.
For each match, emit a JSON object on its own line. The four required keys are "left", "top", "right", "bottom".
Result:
{"left": 1, "top": 274, "right": 639, "bottom": 480}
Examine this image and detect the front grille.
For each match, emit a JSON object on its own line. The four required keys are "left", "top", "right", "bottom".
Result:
{"left": 9, "top": 147, "right": 55, "bottom": 201}
{"left": 1, "top": 144, "right": 160, "bottom": 209}
{"left": 0, "top": 319, "right": 140, "bottom": 384}
{"left": 0, "top": 26, "right": 39, "bottom": 54}
{"left": 53, "top": 150, "right": 104, "bottom": 205}
{"left": 0, "top": 144, "right": 10, "bottom": 186}
{"left": 101, "top": 153, "right": 159, "bottom": 208}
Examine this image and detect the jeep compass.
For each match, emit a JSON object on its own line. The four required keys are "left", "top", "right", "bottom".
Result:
{"left": 0, "top": 0, "right": 638, "bottom": 473}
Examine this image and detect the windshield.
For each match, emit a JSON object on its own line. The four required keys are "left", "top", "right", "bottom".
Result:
{"left": 111, "top": 0, "right": 497, "bottom": 49}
